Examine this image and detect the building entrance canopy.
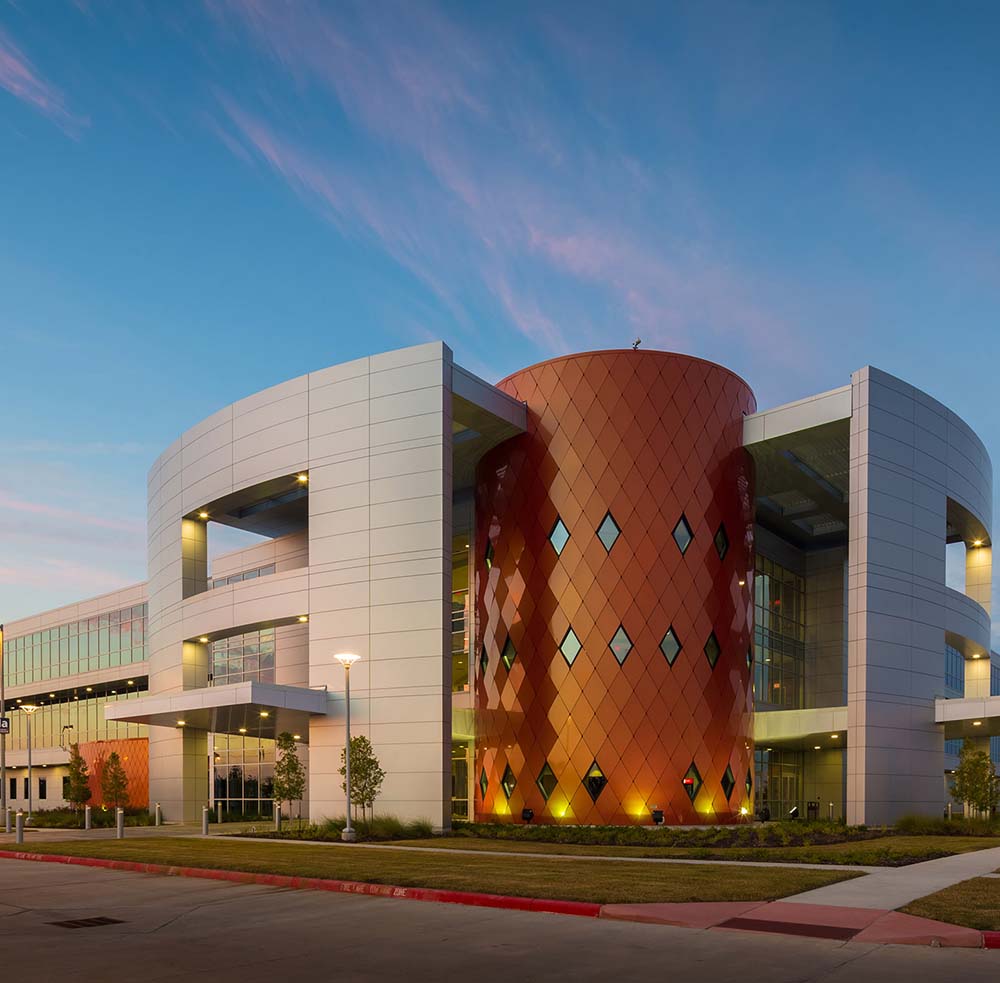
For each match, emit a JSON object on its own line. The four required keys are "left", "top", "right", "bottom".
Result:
{"left": 936, "top": 696, "right": 1000, "bottom": 740}
{"left": 104, "top": 681, "right": 328, "bottom": 742}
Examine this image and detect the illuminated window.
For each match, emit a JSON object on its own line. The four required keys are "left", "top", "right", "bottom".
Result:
{"left": 501, "top": 635, "right": 517, "bottom": 671}
{"left": 721, "top": 764, "right": 736, "bottom": 800}
{"left": 597, "top": 511, "right": 621, "bottom": 552}
{"left": 501, "top": 764, "right": 516, "bottom": 800}
{"left": 582, "top": 760, "right": 607, "bottom": 802}
{"left": 560, "top": 627, "right": 582, "bottom": 667}
{"left": 536, "top": 762, "right": 558, "bottom": 801}
{"left": 485, "top": 539, "right": 494, "bottom": 570}
{"left": 672, "top": 515, "right": 693, "bottom": 555}
{"left": 714, "top": 524, "right": 729, "bottom": 560}
{"left": 660, "top": 626, "right": 682, "bottom": 666}
{"left": 682, "top": 762, "right": 702, "bottom": 802}
{"left": 549, "top": 517, "right": 570, "bottom": 555}
{"left": 704, "top": 632, "right": 721, "bottom": 669}
{"left": 479, "top": 768, "right": 488, "bottom": 800}
{"left": 609, "top": 625, "right": 633, "bottom": 665}
{"left": 479, "top": 645, "right": 489, "bottom": 677}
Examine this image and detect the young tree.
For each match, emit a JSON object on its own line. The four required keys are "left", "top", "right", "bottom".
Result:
{"left": 65, "top": 743, "right": 92, "bottom": 818}
{"left": 272, "top": 732, "right": 307, "bottom": 826}
{"left": 953, "top": 738, "right": 999, "bottom": 818}
{"left": 339, "top": 735, "right": 386, "bottom": 824}
{"left": 100, "top": 751, "right": 130, "bottom": 811}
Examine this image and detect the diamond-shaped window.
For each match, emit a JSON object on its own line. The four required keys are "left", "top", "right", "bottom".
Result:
{"left": 582, "top": 760, "right": 607, "bottom": 802}
{"left": 560, "top": 627, "right": 582, "bottom": 667}
{"left": 536, "top": 762, "right": 558, "bottom": 801}
{"left": 501, "top": 764, "right": 517, "bottom": 800}
{"left": 722, "top": 764, "right": 736, "bottom": 800}
{"left": 682, "top": 762, "right": 702, "bottom": 802}
{"left": 549, "top": 517, "right": 570, "bottom": 555}
{"left": 745, "top": 770, "right": 753, "bottom": 799}
{"left": 672, "top": 514, "right": 693, "bottom": 555}
{"left": 479, "top": 768, "right": 488, "bottom": 800}
{"left": 501, "top": 635, "right": 517, "bottom": 671}
{"left": 660, "top": 626, "right": 682, "bottom": 666}
{"left": 485, "top": 539, "right": 494, "bottom": 570}
{"left": 704, "top": 631, "right": 721, "bottom": 669}
{"left": 609, "top": 625, "right": 632, "bottom": 665}
{"left": 746, "top": 646, "right": 753, "bottom": 671}
{"left": 714, "top": 523, "right": 729, "bottom": 560}
{"left": 597, "top": 511, "right": 620, "bottom": 552}
{"left": 479, "top": 644, "right": 489, "bottom": 677}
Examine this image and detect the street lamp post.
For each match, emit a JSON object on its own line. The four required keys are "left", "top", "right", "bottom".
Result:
{"left": 21, "top": 704, "right": 39, "bottom": 824}
{"left": 334, "top": 652, "right": 361, "bottom": 842}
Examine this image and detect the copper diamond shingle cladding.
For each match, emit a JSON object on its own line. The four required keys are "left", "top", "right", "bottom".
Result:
{"left": 474, "top": 350, "right": 756, "bottom": 825}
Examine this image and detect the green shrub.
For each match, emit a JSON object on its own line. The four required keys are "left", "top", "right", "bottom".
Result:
{"left": 28, "top": 807, "right": 154, "bottom": 828}
{"left": 895, "top": 814, "right": 1000, "bottom": 837}
{"left": 235, "top": 814, "right": 433, "bottom": 843}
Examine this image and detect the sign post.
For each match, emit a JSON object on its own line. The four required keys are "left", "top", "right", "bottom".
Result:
{"left": 0, "top": 624, "right": 6, "bottom": 818}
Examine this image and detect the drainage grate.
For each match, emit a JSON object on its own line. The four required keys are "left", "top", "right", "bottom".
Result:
{"left": 49, "top": 916, "right": 125, "bottom": 930}
{"left": 718, "top": 917, "right": 858, "bottom": 941}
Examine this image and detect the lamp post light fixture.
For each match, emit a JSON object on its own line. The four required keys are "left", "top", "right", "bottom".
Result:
{"left": 334, "top": 652, "right": 361, "bottom": 842}
{"left": 21, "top": 704, "right": 39, "bottom": 823}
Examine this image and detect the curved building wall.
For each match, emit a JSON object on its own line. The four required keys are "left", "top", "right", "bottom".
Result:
{"left": 474, "top": 350, "right": 757, "bottom": 824}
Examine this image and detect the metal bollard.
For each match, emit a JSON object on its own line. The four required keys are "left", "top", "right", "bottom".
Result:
{"left": 5, "top": 807, "right": 11, "bottom": 834}
{"left": 84, "top": 804, "right": 92, "bottom": 830}
{"left": 274, "top": 807, "right": 281, "bottom": 832}
{"left": 201, "top": 806, "right": 209, "bottom": 836}
{"left": 155, "top": 802, "right": 162, "bottom": 826}
{"left": 116, "top": 808, "right": 125, "bottom": 839}
{"left": 828, "top": 802, "right": 834, "bottom": 821}
{"left": 947, "top": 801, "right": 953, "bottom": 820}
{"left": 15, "top": 812, "right": 24, "bottom": 845}
{"left": 216, "top": 801, "right": 222, "bottom": 825}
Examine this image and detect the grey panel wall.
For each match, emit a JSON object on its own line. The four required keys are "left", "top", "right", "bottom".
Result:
{"left": 847, "top": 367, "right": 993, "bottom": 824}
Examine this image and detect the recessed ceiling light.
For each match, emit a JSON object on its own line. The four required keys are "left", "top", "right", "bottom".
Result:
{"left": 199, "top": 637, "right": 209, "bottom": 644}
{"left": 293, "top": 734, "right": 301, "bottom": 740}
{"left": 973, "top": 539, "right": 983, "bottom": 547}
{"left": 127, "top": 680, "right": 134, "bottom": 685}
{"left": 831, "top": 734, "right": 839, "bottom": 739}
{"left": 973, "top": 720, "right": 983, "bottom": 726}
{"left": 85, "top": 687, "right": 92, "bottom": 692}
{"left": 260, "top": 710, "right": 269, "bottom": 718}
{"left": 813, "top": 745, "right": 821, "bottom": 750}
{"left": 296, "top": 473, "right": 309, "bottom": 483}
{"left": 973, "top": 653, "right": 982, "bottom": 659}
{"left": 198, "top": 511, "right": 209, "bottom": 520}
{"left": 238, "top": 727, "right": 247, "bottom": 734}
{"left": 177, "top": 719, "right": 186, "bottom": 726}
{"left": 298, "top": 615, "right": 308, "bottom": 623}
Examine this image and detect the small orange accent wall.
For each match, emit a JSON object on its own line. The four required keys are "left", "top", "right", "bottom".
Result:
{"left": 79, "top": 738, "right": 149, "bottom": 809}
{"left": 474, "top": 350, "right": 756, "bottom": 825}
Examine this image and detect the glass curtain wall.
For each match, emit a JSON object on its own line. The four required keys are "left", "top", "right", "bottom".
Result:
{"left": 753, "top": 557, "right": 805, "bottom": 709}
{"left": 753, "top": 748, "right": 803, "bottom": 820}
{"left": 212, "top": 733, "right": 276, "bottom": 820}
{"left": 6, "top": 688, "right": 148, "bottom": 750}
{"left": 2, "top": 604, "right": 148, "bottom": 687}
{"left": 451, "top": 533, "right": 472, "bottom": 821}
{"left": 210, "top": 629, "right": 276, "bottom": 686}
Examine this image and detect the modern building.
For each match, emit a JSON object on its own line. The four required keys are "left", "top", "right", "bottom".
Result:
{"left": 3, "top": 343, "right": 1000, "bottom": 827}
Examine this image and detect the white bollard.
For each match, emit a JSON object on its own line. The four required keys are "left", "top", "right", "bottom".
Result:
{"left": 15, "top": 811, "right": 24, "bottom": 845}
{"left": 201, "top": 806, "right": 209, "bottom": 836}
{"left": 84, "top": 804, "right": 92, "bottom": 830}
{"left": 216, "top": 801, "right": 222, "bottom": 825}
{"left": 5, "top": 807, "right": 11, "bottom": 834}
{"left": 274, "top": 807, "right": 281, "bottom": 832}
{"left": 116, "top": 808, "right": 125, "bottom": 839}
{"left": 155, "top": 802, "right": 162, "bottom": 826}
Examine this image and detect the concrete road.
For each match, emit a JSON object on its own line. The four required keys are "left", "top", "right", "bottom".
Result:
{"left": 0, "top": 859, "right": 997, "bottom": 982}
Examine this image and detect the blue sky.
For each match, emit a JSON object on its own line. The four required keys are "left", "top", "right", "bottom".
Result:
{"left": 2, "top": 1, "right": 1000, "bottom": 627}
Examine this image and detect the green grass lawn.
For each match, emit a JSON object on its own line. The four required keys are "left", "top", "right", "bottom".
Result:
{"left": 10, "top": 837, "right": 859, "bottom": 905}
{"left": 902, "top": 877, "right": 1000, "bottom": 931}
{"left": 389, "top": 834, "right": 1000, "bottom": 867}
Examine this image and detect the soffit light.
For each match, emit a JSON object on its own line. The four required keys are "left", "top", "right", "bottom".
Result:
{"left": 260, "top": 711, "right": 269, "bottom": 718}
{"left": 298, "top": 615, "right": 309, "bottom": 623}
{"left": 293, "top": 734, "right": 301, "bottom": 740}
{"left": 973, "top": 539, "right": 983, "bottom": 547}
{"left": 296, "top": 473, "right": 309, "bottom": 484}
{"left": 238, "top": 727, "right": 247, "bottom": 734}
{"left": 831, "top": 734, "right": 839, "bottom": 739}
{"left": 198, "top": 511, "right": 209, "bottom": 520}
{"left": 973, "top": 720, "right": 983, "bottom": 727}
{"left": 813, "top": 745, "right": 821, "bottom": 750}
{"left": 973, "top": 653, "right": 982, "bottom": 659}
{"left": 177, "top": 720, "right": 186, "bottom": 726}
{"left": 86, "top": 687, "right": 93, "bottom": 692}
{"left": 199, "top": 637, "right": 209, "bottom": 644}
{"left": 127, "top": 680, "right": 134, "bottom": 686}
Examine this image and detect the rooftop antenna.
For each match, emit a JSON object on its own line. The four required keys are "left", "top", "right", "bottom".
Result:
{"left": 632, "top": 338, "right": 641, "bottom": 350}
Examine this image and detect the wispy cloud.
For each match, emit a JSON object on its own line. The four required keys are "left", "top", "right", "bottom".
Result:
{"left": 0, "top": 24, "right": 87, "bottom": 135}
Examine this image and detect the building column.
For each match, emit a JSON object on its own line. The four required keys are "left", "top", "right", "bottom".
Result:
{"left": 966, "top": 544, "right": 992, "bottom": 617}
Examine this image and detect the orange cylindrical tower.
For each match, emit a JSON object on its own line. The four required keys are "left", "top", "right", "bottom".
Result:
{"left": 474, "top": 350, "right": 755, "bottom": 824}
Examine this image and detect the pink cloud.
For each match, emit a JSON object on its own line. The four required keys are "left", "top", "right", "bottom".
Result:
{"left": 0, "top": 26, "right": 87, "bottom": 135}
{"left": 0, "top": 493, "right": 142, "bottom": 534}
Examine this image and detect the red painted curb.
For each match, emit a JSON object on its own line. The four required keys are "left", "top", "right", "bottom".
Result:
{"left": 0, "top": 850, "right": 600, "bottom": 919}
{"left": 983, "top": 931, "right": 1000, "bottom": 949}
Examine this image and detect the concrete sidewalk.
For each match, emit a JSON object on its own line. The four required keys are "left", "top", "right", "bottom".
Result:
{"left": 782, "top": 845, "right": 1000, "bottom": 909}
